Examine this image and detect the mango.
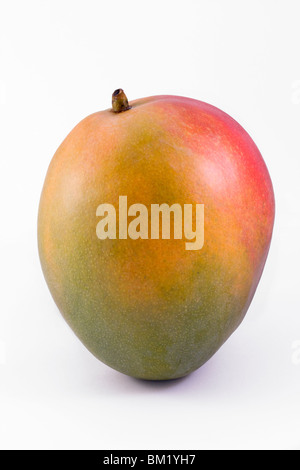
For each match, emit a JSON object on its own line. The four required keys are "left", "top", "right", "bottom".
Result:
{"left": 38, "top": 90, "right": 275, "bottom": 380}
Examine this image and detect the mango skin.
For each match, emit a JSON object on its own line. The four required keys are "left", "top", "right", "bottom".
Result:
{"left": 38, "top": 95, "right": 275, "bottom": 380}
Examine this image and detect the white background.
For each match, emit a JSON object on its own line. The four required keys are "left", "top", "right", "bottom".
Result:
{"left": 0, "top": 0, "right": 299, "bottom": 450}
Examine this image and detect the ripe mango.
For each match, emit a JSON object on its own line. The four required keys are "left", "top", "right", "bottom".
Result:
{"left": 38, "top": 91, "right": 275, "bottom": 380}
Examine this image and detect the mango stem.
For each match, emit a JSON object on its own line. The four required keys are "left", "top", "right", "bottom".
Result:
{"left": 112, "top": 89, "right": 131, "bottom": 113}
